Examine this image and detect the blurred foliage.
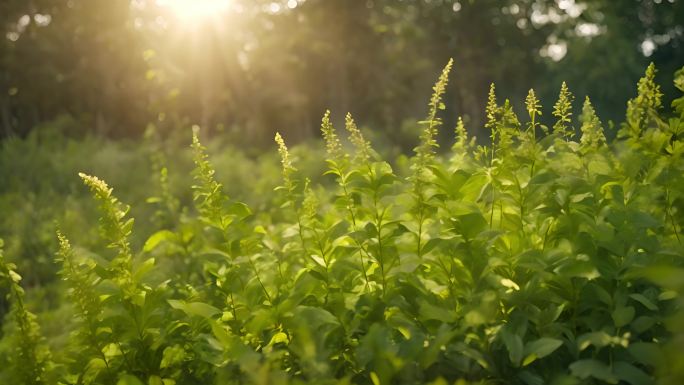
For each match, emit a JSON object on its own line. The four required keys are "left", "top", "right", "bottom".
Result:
{"left": 1, "top": 0, "right": 683, "bottom": 148}
{"left": 0, "top": 117, "right": 326, "bottom": 292}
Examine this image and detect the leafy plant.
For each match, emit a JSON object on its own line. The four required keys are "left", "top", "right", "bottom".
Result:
{"left": 0, "top": 62, "right": 683, "bottom": 385}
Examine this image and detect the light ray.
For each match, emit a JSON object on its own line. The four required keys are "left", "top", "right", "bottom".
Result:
{"left": 156, "top": 0, "right": 232, "bottom": 22}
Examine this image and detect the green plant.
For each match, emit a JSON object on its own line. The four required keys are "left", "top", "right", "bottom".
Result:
{"left": 0, "top": 239, "right": 52, "bottom": 384}
{"left": 0, "top": 62, "right": 683, "bottom": 385}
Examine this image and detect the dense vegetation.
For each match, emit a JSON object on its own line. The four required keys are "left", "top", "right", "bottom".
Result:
{"left": 1, "top": 61, "right": 683, "bottom": 385}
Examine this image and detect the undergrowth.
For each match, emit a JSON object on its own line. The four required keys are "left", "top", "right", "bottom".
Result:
{"left": 1, "top": 62, "right": 684, "bottom": 385}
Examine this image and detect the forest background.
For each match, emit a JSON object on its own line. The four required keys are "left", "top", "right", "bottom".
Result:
{"left": 1, "top": 0, "right": 683, "bottom": 148}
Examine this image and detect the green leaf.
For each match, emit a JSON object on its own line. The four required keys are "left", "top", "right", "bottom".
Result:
{"left": 522, "top": 338, "right": 563, "bottom": 365}
{"left": 631, "top": 316, "right": 656, "bottom": 334}
{"left": 227, "top": 201, "right": 252, "bottom": 217}
{"left": 168, "top": 300, "right": 221, "bottom": 319}
{"left": 577, "top": 331, "right": 612, "bottom": 351}
{"left": 554, "top": 260, "right": 600, "bottom": 280}
{"left": 421, "top": 238, "right": 444, "bottom": 255}
{"left": 310, "top": 254, "right": 327, "bottom": 268}
{"left": 455, "top": 212, "right": 487, "bottom": 239}
{"left": 370, "top": 372, "right": 381, "bottom": 385}
{"left": 143, "top": 230, "right": 176, "bottom": 252}
{"left": 613, "top": 361, "right": 654, "bottom": 385}
{"left": 133, "top": 257, "right": 156, "bottom": 281}
{"left": 629, "top": 293, "right": 658, "bottom": 311}
{"left": 419, "top": 301, "right": 456, "bottom": 323}
{"left": 83, "top": 358, "right": 108, "bottom": 382}
{"left": 501, "top": 278, "right": 520, "bottom": 291}
{"left": 501, "top": 329, "right": 523, "bottom": 366}
{"left": 102, "top": 343, "right": 122, "bottom": 359}
{"left": 160, "top": 345, "right": 186, "bottom": 369}
{"left": 454, "top": 342, "right": 489, "bottom": 369}
{"left": 517, "top": 370, "right": 544, "bottom": 385}
{"left": 267, "top": 332, "right": 289, "bottom": 346}
{"left": 569, "top": 359, "right": 618, "bottom": 383}
{"left": 9, "top": 270, "right": 21, "bottom": 283}
{"left": 294, "top": 306, "right": 340, "bottom": 327}
{"left": 612, "top": 306, "right": 635, "bottom": 328}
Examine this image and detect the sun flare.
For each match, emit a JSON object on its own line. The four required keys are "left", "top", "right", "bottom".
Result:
{"left": 156, "top": 0, "right": 232, "bottom": 21}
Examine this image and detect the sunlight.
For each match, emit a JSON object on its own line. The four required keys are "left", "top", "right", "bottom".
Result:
{"left": 156, "top": 0, "right": 232, "bottom": 21}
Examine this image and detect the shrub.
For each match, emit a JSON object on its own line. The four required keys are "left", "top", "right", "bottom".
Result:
{"left": 1, "top": 62, "right": 683, "bottom": 385}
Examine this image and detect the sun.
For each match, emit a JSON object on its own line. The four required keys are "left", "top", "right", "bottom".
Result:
{"left": 156, "top": 0, "right": 232, "bottom": 21}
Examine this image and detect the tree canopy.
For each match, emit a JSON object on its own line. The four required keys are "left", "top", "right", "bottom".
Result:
{"left": 1, "top": 0, "right": 682, "bottom": 148}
